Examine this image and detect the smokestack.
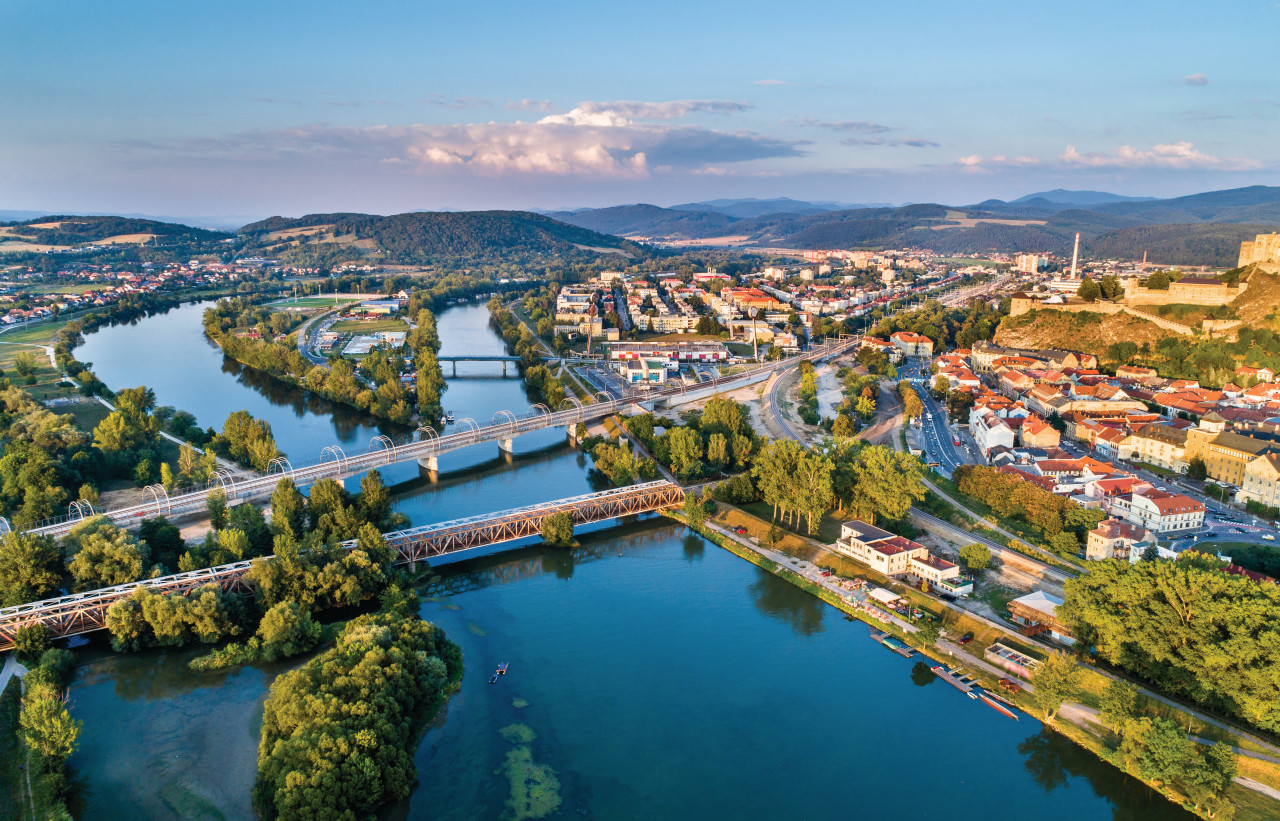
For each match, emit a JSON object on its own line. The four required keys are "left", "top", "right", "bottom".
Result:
{"left": 1070, "top": 232, "right": 1080, "bottom": 279}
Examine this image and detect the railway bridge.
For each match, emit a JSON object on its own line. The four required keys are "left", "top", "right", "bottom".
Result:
{"left": 0, "top": 481, "right": 686, "bottom": 651}
{"left": 15, "top": 336, "right": 859, "bottom": 540}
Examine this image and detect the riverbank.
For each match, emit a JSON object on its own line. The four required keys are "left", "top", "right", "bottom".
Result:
{"left": 671, "top": 506, "right": 1280, "bottom": 819}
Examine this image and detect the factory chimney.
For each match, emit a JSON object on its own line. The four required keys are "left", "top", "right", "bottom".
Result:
{"left": 1070, "top": 232, "right": 1080, "bottom": 279}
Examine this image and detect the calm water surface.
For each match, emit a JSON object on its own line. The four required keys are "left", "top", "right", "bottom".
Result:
{"left": 65, "top": 302, "right": 1183, "bottom": 820}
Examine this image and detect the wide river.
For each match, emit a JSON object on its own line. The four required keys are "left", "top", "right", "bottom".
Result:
{"left": 66, "top": 300, "right": 1182, "bottom": 819}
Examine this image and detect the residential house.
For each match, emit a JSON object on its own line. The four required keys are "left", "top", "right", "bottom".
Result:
{"left": 1238, "top": 453, "right": 1280, "bottom": 508}
{"left": 1112, "top": 490, "right": 1205, "bottom": 535}
{"left": 1086, "top": 518, "right": 1154, "bottom": 561}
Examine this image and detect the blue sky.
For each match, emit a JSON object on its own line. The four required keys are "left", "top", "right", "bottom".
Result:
{"left": 2, "top": 0, "right": 1278, "bottom": 218}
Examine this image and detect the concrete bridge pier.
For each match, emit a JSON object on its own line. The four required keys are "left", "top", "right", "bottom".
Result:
{"left": 418, "top": 455, "right": 439, "bottom": 481}
{"left": 498, "top": 438, "right": 515, "bottom": 459}
{"left": 566, "top": 424, "right": 578, "bottom": 445}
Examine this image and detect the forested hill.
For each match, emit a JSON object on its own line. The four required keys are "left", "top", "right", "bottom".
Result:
{"left": 2, "top": 215, "right": 232, "bottom": 245}
{"left": 549, "top": 185, "right": 1280, "bottom": 266}
{"left": 237, "top": 210, "right": 645, "bottom": 264}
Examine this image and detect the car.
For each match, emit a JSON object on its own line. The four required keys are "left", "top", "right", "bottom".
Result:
{"left": 1264, "top": 534, "right": 1276, "bottom": 541}
{"left": 732, "top": 526, "right": 748, "bottom": 535}
{"left": 820, "top": 570, "right": 832, "bottom": 577}
{"left": 1231, "top": 528, "right": 1245, "bottom": 534}
{"left": 958, "top": 632, "right": 974, "bottom": 645}
{"left": 1202, "top": 532, "right": 1218, "bottom": 539}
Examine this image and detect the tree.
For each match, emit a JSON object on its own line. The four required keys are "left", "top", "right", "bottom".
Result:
{"left": 1046, "top": 411, "right": 1066, "bottom": 433}
{"left": 19, "top": 686, "right": 82, "bottom": 762}
{"left": 665, "top": 427, "right": 704, "bottom": 480}
{"left": 256, "top": 601, "right": 322, "bottom": 661}
{"left": 206, "top": 488, "right": 228, "bottom": 530}
{"left": 837, "top": 445, "right": 925, "bottom": 525}
{"left": 1076, "top": 276, "right": 1101, "bottom": 302}
{"left": 13, "top": 623, "right": 52, "bottom": 664}
{"left": 64, "top": 516, "right": 148, "bottom": 591}
{"left": 270, "top": 478, "right": 307, "bottom": 538}
{"left": 1145, "top": 270, "right": 1171, "bottom": 290}
{"left": 1098, "top": 679, "right": 1140, "bottom": 730}
{"left": 1188, "top": 457, "right": 1208, "bottom": 481}
{"left": 958, "top": 543, "right": 992, "bottom": 571}
{"left": 682, "top": 492, "right": 706, "bottom": 529}
{"left": 0, "top": 531, "right": 61, "bottom": 606}
{"left": 1031, "top": 653, "right": 1083, "bottom": 721}
{"left": 912, "top": 618, "right": 941, "bottom": 649}
{"left": 541, "top": 512, "right": 574, "bottom": 547}
{"left": 706, "top": 433, "right": 728, "bottom": 468}
{"left": 831, "top": 414, "right": 857, "bottom": 438}
{"left": 13, "top": 351, "right": 37, "bottom": 377}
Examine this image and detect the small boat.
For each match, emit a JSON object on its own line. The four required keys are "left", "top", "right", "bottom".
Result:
{"left": 488, "top": 675, "right": 498, "bottom": 684}
{"left": 446, "top": 411, "right": 455, "bottom": 421}
{"left": 978, "top": 691, "right": 1020, "bottom": 720}
{"left": 497, "top": 662, "right": 509, "bottom": 676}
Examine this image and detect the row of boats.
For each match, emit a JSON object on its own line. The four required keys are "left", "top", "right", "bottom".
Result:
{"left": 869, "top": 628, "right": 1022, "bottom": 721}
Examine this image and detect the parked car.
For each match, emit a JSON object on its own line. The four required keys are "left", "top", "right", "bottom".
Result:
{"left": 1264, "top": 534, "right": 1276, "bottom": 541}
{"left": 732, "top": 526, "right": 748, "bottom": 535}
{"left": 958, "top": 632, "right": 974, "bottom": 645}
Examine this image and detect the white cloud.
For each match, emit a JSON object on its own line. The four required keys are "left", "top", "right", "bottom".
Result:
{"left": 795, "top": 118, "right": 897, "bottom": 134}
{"left": 1184, "top": 73, "right": 1209, "bottom": 86}
{"left": 143, "top": 99, "right": 800, "bottom": 179}
{"left": 754, "top": 79, "right": 796, "bottom": 86}
{"left": 538, "top": 99, "right": 749, "bottom": 126}
{"left": 957, "top": 155, "right": 983, "bottom": 166}
{"left": 1060, "top": 141, "right": 1259, "bottom": 169}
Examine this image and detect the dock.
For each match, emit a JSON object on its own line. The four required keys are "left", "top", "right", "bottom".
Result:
{"left": 870, "top": 629, "right": 915, "bottom": 658}
{"left": 931, "top": 665, "right": 977, "bottom": 693}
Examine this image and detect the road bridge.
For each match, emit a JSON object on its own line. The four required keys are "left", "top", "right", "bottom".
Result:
{"left": 15, "top": 336, "right": 860, "bottom": 539}
{"left": 436, "top": 354, "right": 523, "bottom": 375}
{"left": 0, "top": 481, "right": 685, "bottom": 651}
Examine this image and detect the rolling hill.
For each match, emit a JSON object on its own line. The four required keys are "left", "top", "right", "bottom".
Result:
{"left": 238, "top": 210, "right": 644, "bottom": 264}
{"left": 549, "top": 186, "right": 1280, "bottom": 266}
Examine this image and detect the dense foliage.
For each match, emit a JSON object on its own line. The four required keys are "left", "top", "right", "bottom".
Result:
{"left": 952, "top": 465, "right": 1103, "bottom": 556}
{"left": 870, "top": 299, "right": 1006, "bottom": 353}
{"left": 16, "top": 647, "right": 80, "bottom": 818}
{"left": 253, "top": 604, "right": 462, "bottom": 820}
{"left": 1061, "top": 552, "right": 1280, "bottom": 733}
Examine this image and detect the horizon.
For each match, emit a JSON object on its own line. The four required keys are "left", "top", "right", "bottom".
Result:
{"left": 4, "top": 0, "right": 1279, "bottom": 216}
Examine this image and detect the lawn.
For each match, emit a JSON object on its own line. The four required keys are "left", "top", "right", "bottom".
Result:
{"left": 330, "top": 317, "right": 407, "bottom": 333}
{"left": 16, "top": 282, "right": 103, "bottom": 295}
{"left": 268, "top": 296, "right": 361, "bottom": 308}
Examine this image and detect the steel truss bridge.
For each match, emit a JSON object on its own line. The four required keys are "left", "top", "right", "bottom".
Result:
{"left": 0, "top": 481, "right": 685, "bottom": 651}
{"left": 15, "top": 335, "right": 858, "bottom": 540}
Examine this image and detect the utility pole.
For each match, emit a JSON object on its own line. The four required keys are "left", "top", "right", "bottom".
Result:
{"left": 749, "top": 305, "right": 758, "bottom": 362}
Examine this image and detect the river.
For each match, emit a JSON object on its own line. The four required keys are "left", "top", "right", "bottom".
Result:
{"left": 64, "top": 300, "right": 1183, "bottom": 820}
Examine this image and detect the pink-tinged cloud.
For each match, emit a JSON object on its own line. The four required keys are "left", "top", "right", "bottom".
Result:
{"left": 1060, "top": 141, "right": 1259, "bottom": 170}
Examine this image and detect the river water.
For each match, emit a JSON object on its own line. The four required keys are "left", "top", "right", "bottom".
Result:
{"left": 65, "top": 300, "right": 1183, "bottom": 820}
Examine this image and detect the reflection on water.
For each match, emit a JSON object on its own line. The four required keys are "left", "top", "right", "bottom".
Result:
{"left": 748, "top": 568, "right": 826, "bottom": 637}
{"left": 910, "top": 660, "right": 937, "bottom": 687}
{"left": 1017, "top": 729, "right": 1190, "bottom": 819}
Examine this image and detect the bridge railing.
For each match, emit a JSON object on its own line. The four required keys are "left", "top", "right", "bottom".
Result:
{"left": 19, "top": 338, "right": 860, "bottom": 536}
{"left": 0, "top": 481, "right": 684, "bottom": 648}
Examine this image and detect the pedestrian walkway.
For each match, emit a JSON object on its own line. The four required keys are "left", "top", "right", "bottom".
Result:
{"left": 0, "top": 653, "right": 28, "bottom": 691}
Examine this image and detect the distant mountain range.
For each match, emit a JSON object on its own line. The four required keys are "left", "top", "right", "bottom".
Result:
{"left": 5, "top": 186, "right": 1279, "bottom": 267}
{"left": 545, "top": 186, "right": 1280, "bottom": 266}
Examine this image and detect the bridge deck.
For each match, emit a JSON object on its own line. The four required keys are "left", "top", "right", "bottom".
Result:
{"left": 16, "top": 336, "right": 859, "bottom": 539}
{"left": 0, "top": 481, "right": 685, "bottom": 650}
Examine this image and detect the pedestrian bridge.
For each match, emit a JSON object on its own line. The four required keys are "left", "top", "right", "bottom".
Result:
{"left": 0, "top": 481, "right": 686, "bottom": 651}
{"left": 16, "top": 336, "right": 859, "bottom": 540}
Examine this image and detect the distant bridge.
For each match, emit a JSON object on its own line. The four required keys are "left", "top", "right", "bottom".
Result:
{"left": 0, "top": 481, "right": 685, "bottom": 651}
{"left": 435, "top": 354, "right": 524, "bottom": 375}
{"left": 15, "top": 336, "right": 860, "bottom": 540}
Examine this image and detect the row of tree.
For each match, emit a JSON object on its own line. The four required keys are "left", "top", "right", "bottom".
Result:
{"left": 952, "top": 465, "right": 1104, "bottom": 556}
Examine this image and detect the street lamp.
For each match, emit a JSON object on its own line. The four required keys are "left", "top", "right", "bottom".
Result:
{"left": 748, "top": 306, "right": 759, "bottom": 362}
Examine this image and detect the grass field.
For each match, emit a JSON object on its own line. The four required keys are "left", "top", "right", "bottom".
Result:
{"left": 12, "top": 282, "right": 102, "bottom": 295}
{"left": 268, "top": 296, "right": 361, "bottom": 308}
{"left": 330, "top": 317, "right": 407, "bottom": 333}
